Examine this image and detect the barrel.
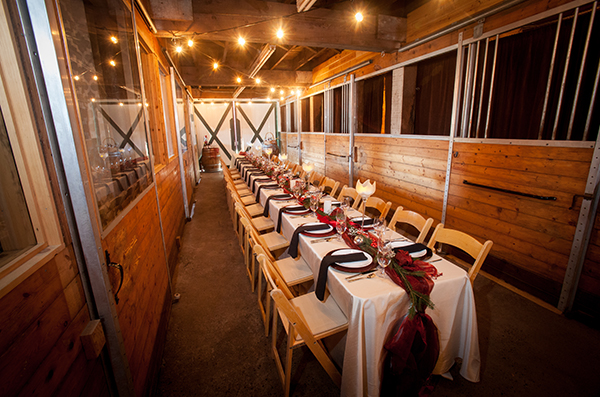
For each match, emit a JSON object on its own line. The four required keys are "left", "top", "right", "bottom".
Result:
{"left": 201, "top": 147, "right": 221, "bottom": 173}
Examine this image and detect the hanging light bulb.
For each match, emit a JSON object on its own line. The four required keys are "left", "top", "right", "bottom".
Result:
{"left": 276, "top": 29, "right": 284, "bottom": 39}
{"left": 270, "top": 87, "right": 275, "bottom": 93}
{"left": 355, "top": 12, "right": 364, "bottom": 22}
{"left": 237, "top": 77, "right": 242, "bottom": 83}
{"left": 73, "top": 75, "right": 80, "bottom": 81}
{"left": 176, "top": 45, "right": 183, "bottom": 53}
{"left": 280, "top": 96, "right": 284, "bottom": 101}
{"left": 238, "top": 37, "right": 246, "bottom": 46}
{"left": 93, "top": 75, "right": 98, "bottom": 81}
{"left": 213, "top": 62, "right": 219, "bottom": 70}
{"left": 255, "top": 78, "right": 261, "bottom": 84}
{"left": 109, "top": 60, "right": 116, "bottom": 66}
{"left": 188, "top": 39, "right": 194, "bottom": 47}
{"left": 280, "top": 89, "right": 284, "bottom": 95}
{"left": 110, "top": 36, "right": 118, "bottom": 44}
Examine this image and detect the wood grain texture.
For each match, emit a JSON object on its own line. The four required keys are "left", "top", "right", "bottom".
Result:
{"left": 102, "top": 189, "right": 170, "bottom": 397}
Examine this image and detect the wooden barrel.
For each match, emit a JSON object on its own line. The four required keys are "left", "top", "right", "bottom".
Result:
{"left": 201, "top": 147, "right": 221, "bottom": 172}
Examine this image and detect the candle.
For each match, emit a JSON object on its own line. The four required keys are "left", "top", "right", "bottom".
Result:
{"left": 323, "top": 199, "right": 332, "bottom": 214}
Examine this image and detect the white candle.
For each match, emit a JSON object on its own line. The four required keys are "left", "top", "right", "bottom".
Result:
{"left": 323, "top": 199, "right": 332, "bottom": 214}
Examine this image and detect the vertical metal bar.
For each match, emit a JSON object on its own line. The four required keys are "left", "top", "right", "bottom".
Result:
{"left": 297, "top": 100, "right": 302, "bottom": 163}
{"left": 349, "top": 75, "right": 356, "bottom": 187}
{"left": 559, "top": 124, "right": 600, "bottom": 312}
{"left": 274, "top": 100, "right": 280, "bottom": 151}
{"left": 475, "top": 38, "right": 490, "bottom": 138}
{"left": 461, "top": 43, "right": 476, "bottom": 138}
{"left": 442, "top": 33, "right": 465, "bottom": 225}
{"left": 552, "top": 7, "right": 579, "bottom": 140}
{"left": 568, "top": 3, "right": 596, "bottom": 140}
{"left": 459, "top": 44, "right": 472, "bottom": 137}
{"left": 467, "top": 41, "right": 481, "bottom": 138}
{"left": 171, "top": 71, "right": 190, "bottom": 219}
{"left": 484, "top": 34, "right": 500, "bottom": 138}
{"left": 232, "top": 99, "right": 239, "bottom": 151}
{"left": 539, "top": 13, "right": 563, "bottom": 139}
{"left": 21, "top": 0, "right": 134, "bottom": 394}
{"left": 583, "top": 58, "right": 600, "bottom": 141}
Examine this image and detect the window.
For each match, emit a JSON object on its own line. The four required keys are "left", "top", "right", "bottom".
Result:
{"left": 313, "top": 93, "right": 324, "bottom": 132}
{"left": 301, "top": 98, "right": 310, "bottom": 131}
{"left": 280, "top": 104, "right": 287, "bottom": 131}
{"left": 159, "top": 69, "right": 175, "bottom": 158}
{"left": 175, "top": 82, "right": 188, "bottom": 153}
{"left": 290, "top": 102, "right": 297, "bottom": 132}
{"left": 356, "top": 72, "right": 393, "bottom": 133}
{"left": 58, "top": 0, "right": 153, "bottom": 229}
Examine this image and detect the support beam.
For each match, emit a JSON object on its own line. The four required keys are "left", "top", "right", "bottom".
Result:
{"left": 182, "top": 68, "right": 311, "bottom": 87}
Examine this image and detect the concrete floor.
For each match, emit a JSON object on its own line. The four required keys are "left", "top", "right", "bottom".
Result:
{"left": 156, "top": 171, "right": 600, "bottom": 397}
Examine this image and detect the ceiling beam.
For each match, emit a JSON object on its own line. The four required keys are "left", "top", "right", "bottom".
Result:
{"left": 152, "top": 1, "right": 404, "bottom": 52}
{"left": 293, "top": 47, "right": 327, "bottom": 71}
{"left": 270, "top": 45, "right": 297, "bottom": 70}
{"left": 180, "top": 67, "right": 312, "bottom": 87}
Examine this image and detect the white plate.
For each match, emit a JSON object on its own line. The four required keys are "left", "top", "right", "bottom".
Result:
{"left": 350, "top": 216, "right": 372, "bottom": 223}
{"left": 389, "top": 240, "right": 427, "bottom": 258}
{"left": 332, "top": 249, "right": 372, "bottom": 268}
{"left": 286, "top": 207, "right": 308, "bottom": 214}
{"left": 302, "top": 222, "right": 333, "bottom": 234}
{"left": 271, "top": 194, "right": 293, "bottom": 200}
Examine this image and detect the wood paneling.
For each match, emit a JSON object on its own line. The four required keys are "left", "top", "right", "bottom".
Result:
{"left": 102, "top": 188, "right": 170, "bottom": 397}
{"left": 324, "top": 134, "right": 350, "bottom": 184}
{"left": 446, "top": 142, "right": 592, "bottom": 286}
{"left": 300, "top": 133, "right": 325, "bottom": 174}
{"left": 0, "top": 247, "right": 107, "bottom": 396}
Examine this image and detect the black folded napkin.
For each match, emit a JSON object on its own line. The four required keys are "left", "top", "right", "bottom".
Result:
{"left": 245, "top": 171, "right": 265, "bottom": 184}
{"left": 391, "top": 243, "right": 432, "bottom": 260}
{"left": 242, "top": 167, "right": 259, "bottom": 179}
{"left": 263, "top": 194, "right": 293, "bottom": 217}
{"left": 252, "top": 177, "right": 273, "bottom": 193}
{"left": 352, "top": 217, "right": 376, "bottom": 227}
{"left": 256, "top": 183, "right": 280, "bottom": 199}
{"left": 276, "top": 205, "right": 306, "bottom": 233}
{"left": 288, "top": 223, "right": 331, "bottom": 258}
{"left": 316, "top": 250, "right": 367, "bottom": 301}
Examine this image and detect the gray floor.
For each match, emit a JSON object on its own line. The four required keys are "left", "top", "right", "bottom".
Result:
{"left": 156, "top": 171, "right": 600, "bottom": 397}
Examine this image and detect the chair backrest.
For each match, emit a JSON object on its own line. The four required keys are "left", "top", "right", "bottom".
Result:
{"left": 321, "top": 178, "right": 340, "bottom": 197}
{"left": 389, "top": 207, "right": 433, "bottom": 244}
{"left": 255, "top": 249, "right": 294, "bottom": 299}
{"left": 336, "top": 185, "right": 361, "bottom": 209}
{"left": 309, "top": 171, "right": 325, "bottom": 187}
{"left": 358, "top": 196, "right": 391, "bottom": 220}
{"left": 427, "top": 223, "right": 493, "bottom": 284}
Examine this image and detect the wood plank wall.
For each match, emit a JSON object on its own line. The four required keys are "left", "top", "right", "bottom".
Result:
{"left": 325, "top": 134, "right": 350, "bottom": 184}
{"left": 0, "top": 247, "right": 108, "bottom": 396}
{"left": 300, "top": 133, "right": 325, "bottom": 174}
{"left": 447, "top": 143, "right": 593, "bottom": 301}
{"left": 102, "top": 189, "right": 171, "bottom": 396}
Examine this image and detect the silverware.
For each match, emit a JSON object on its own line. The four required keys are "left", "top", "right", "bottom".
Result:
{"left": 348, "top": 273, "right": 376, "bottom": 282}
{"left": 310, "top": 236, "right": 337, "bottom": 244}
{"left": 346, "top": 269, "right": 376, "bottom": 280}
{"left": 426, "top": 258, "right": 442, "bottom": 263}
{"left": 290, "top": 214, "right": 314, "bottom": 219}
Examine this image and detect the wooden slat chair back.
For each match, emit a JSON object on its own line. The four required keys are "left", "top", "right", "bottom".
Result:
{"left": 308, "top": 171, "right": 325, "bottom": 187}
{"left": 320, "top": 178, "right": 340, "bottom": 197}
{"left": 257, "top": 254, "right": 348, "bottom": 397}
{"left": 358, "top": 196, "right": 392, "bottom": 220}
{"left": 389, "top": 207, "right": 434, "bottom": 244}
{"left": 336, "top": 185, "right": 361, "bottom": 209}
{"left": 427, "top": 223, "right": 494, "bottom": 284}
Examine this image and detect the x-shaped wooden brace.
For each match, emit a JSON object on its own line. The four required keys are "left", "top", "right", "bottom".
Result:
{"left": 194, "top": 103, "right": 233, "bottom": 160}
{"left": 98, "top": 106, "right": 144, "bottom": 157}
{"left": 236, "top": 102, "right": 275, "bottom": 145}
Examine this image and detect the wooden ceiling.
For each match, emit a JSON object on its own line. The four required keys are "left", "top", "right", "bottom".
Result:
{"left": 143, "top": 0, "right": 417, "bottom": 98}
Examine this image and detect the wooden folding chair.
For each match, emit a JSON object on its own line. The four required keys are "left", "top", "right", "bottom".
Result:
{"left": 336, "top": 185, "right": 361, "bottom": 209}
{"left": 258, "top": 254, "right": 347, "bottom": 397}
{"left": 358, "top": 196, "right": 392, "bottom": 220}
{"left": 427, "top": 223, "right": 493, "bottom": 284}
{"left": 389, "top": 206, "right": 434, "bottom": 244}
{"left": 320, "top": 177, "right": 340, "bottom": 197}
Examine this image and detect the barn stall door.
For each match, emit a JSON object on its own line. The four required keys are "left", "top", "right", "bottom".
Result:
{"left": 194, "top": 101, "right": 235, "bottom": 161}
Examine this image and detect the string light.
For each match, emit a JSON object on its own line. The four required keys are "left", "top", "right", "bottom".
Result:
{"left": 74, "top": 75, "right": 80, "bottom": 81}
{"left": 276, "top": 29, "right": 284, "bottom": 39}
{"left": 188, "top": 39, "right": 194, "bottom": 47}
{"left": 93, "top": 75, "right": 98, "bottom": 81}
{"left": 270, "top": 87, "right": 275, "bottom": 92}
{"left": 280, "top": 96, "right": 284, "bottom": 100}
{"left": 280, "top": 89, "right": 284, "bottom": 95}
{"left": 176, "top": 45, "right": 183, "bottom": 53}
{"left": 255, "top": 78, "right": 261, "bottom": 84}
{"left": 119, "top": 102, "right": 124, "bottom": 106}
{"left": 238, "top": 37, "right": 246, "bottom": 46}
{"left": 91, "top": 98, "right": 96, "bottom": 102}
{"left": 109, "top": 60, "right": 116, "bottom": 66}
{"left": 355, "top": 12, "right": 364, "bottom": 22}
{"left": 213, "top": 62, "right": 219, "bottom": 70}
{"left": 110, "top": 36, "right": 118, "bottom": 44}
{"left": 237, "top": 77, "right": 242, "bottom": 83}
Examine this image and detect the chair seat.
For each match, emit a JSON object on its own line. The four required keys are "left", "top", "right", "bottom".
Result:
{"left": 246, "top": 203, "right": 264, "bottom": 217}
{"left": 262, "top": 231, "right": 289, "bottom": 251}
{"left": 252, "top": 216, "right": 275, "bottom": 232}
{"left": 275, "top": 256, "right": 313, "bottom": 286}
{"left": 237, "top": 187, "right": 253, "bottom": 197}
{"left": 241, "top": 195, "right": 256, "bottom": 206}
{"left": 279, "top": 292, "right": 348, "bottom": 344}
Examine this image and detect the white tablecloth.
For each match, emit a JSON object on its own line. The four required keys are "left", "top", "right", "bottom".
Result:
{"left": 242, "top": 158, "right": 480, "bottom": 396}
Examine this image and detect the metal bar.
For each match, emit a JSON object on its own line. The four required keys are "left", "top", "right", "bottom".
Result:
{"left": 21, "top": 0, "right": 134, "bottom": 394}
{"left": 568, "top": 3, "right": 596, "bottom": 140}
{"left": 484, "top": 35, "right": 500, "bottom": 139}
{"left": 326, "top": 152, "right": 349, "bottom": 158}
{"left": 399, "top": 0, "right": 528, "bottom": 53}
{"left": 171, "top": 71, "right": 190, "bottom": 219}
{"left": 552, "top": 7, "right": 579, "bottom": 140}
{"left": 274, "top": 101, "right": 280, "bottom": 151}
{"left": 467, "top": 41, "right": 481, "bottom": 138}
{"left": 583, "top": 57, "right": 600, "bottom": 140}
{"left": 539, "top": 13, "right": 563, "bottom": 139}
{"left": 309, "top": 59, "right": 373, "bottom": 89}
{"left": 461, "top": 43, "right": 476, "bottom": 138}
{"left": 559, "top": 124, "right": 600, "bottom": 311}
{"left": 232, "top": 100, "right": 239, "bottom": 152}
{"left": 297, "top": 100, "right": 301, "bottom": 163}
{"left": 462, "top": 180, "right": 557, "bottom": 200}
{"left": 442, "top": 33, "right": 465, "bottom": 225}
{"left": 349, "top": 75, "right": 356, "bottom": 187}
{"left": 475, "top": 38, "right": 489, "bottom": 138}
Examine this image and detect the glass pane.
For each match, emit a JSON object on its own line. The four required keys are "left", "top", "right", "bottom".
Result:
{"left": 59, "top": 0, "right": 153, "bottom": 229}
{"left": 159, "top": 70, "right": 175, "bottom": 157}
{"left": 0, "top": 106, "right": 37, "bottom": 270}
{"left": 175, "top": 84, "right": 187, "bottom": 153}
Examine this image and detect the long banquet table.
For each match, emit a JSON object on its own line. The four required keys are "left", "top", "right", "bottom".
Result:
{"left": 237, "top": 158, "right": 481, "bottom": 397}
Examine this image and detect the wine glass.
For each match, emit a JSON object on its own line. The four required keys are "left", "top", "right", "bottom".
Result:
{"left": 341, "top": 196, "right": 350, "bottom": 214}
{"left": 335, "top": 212, "right": 347, "bottom": 241}
{"left": 309, "top": 194, "right": 320, "bottom": 214}
{"left": 377, "top": 240, "right": 393, "bottom": 277}
{"left": 373, "top": 219, "right": 387, "bottom": 241}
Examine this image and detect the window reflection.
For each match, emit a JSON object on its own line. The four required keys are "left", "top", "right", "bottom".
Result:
{"left": 175, "top": 83, "right": 187, "bottom": 153}
{"left": 59, "top": 0, "right": 153, "bottom": 228}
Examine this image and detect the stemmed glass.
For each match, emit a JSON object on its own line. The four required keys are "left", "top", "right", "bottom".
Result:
{"left": 373, "top": 219, "right": 387, "bottom": 241}
{"left": 309, "top": 193, "right": 320, "bottom": 214}
{"left": 377, "top": 239, "right": 393, "bottom": 277}
{"left": 335, "top": 212, "right": 347, "bottom": 241}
